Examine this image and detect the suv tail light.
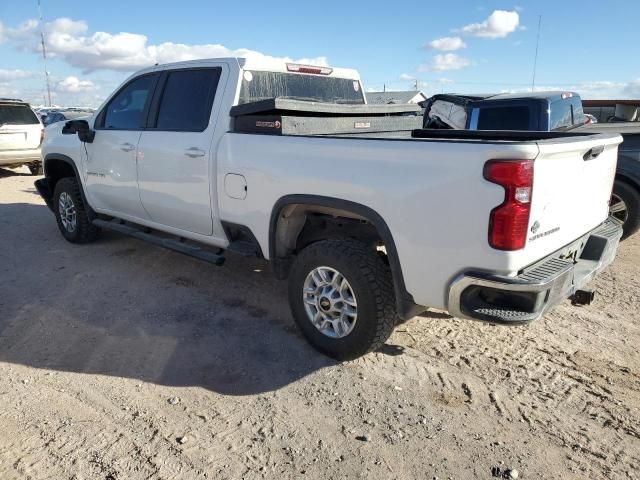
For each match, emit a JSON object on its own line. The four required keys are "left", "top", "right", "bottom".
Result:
{"left": 483, "top": 159, "right": 534, "bottom": 250}
{"left": 39, "top": 128, "right": 45, "bottom": 146}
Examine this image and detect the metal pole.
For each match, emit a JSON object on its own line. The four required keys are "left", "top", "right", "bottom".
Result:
{"left": 531, "top": 15, "right": 542, "bottom": 92}
{"left": 38, "top": 0, "right": 52, "bottom": 106}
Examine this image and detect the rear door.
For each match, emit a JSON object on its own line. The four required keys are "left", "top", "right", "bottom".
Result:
{"left": 136, "top": 66, "right": 224, "bottom": 236}
{"left": 85, "top": 73, "right": 159, "bottom": 219}
{"left": 0, "top": 103, "right": 42, "bottom": 151}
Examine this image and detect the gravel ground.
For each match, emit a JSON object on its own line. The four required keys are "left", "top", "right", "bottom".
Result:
{"left": 1, "top": 166, "right": 638, "bottom": 480}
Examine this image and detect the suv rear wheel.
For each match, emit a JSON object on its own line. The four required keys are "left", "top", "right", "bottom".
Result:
{"left": 53, "top": 177, "right": 100, "bottom": 243}
{"left": 288, "top": 239, "right": 398, "bottom": 360}
{"left": 610, "top": 179, "right": 640, "bottom": 240}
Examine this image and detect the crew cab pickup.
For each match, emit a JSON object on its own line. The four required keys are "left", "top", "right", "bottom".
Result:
{"left": 35, "top": 57, "right": 624, "bottom": 360}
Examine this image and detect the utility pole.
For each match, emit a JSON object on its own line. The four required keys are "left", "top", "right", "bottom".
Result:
{"left": 414, "top": 79, "right": 418, "bottom": 91}
{"left": 38, "top": 0, "right": 52, "bottom": 106}
{"left": 531, "top": 15, "right": 542, "bottom": 92}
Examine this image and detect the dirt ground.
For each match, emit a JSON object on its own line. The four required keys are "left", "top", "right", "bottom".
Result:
{"left": 0, "top": 165, "right": 638, "bottom": 480}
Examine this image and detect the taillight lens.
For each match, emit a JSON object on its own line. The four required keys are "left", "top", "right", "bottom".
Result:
{"left": 39, "top": 128, "right": 45, "bottom": 146}
{"left": 483, "top": 159, "right": 534, "bottom": 250}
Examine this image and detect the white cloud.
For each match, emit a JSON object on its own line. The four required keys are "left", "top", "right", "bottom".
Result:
{"left": 399, "top": 73, "right": 415, "bottom": 81}
{"left": 430, "top": 53, "right": 471, "bottom": 72}
{"left": 425, "top": 36, "right": 466, "bottom": 51}
{"left": 623, "top": 80, "right": 640, "bottom": 97}
{"left": 56, "top": 76, "right": 96, "bottom": 93}
{"left": 5, "top": 17, "right": 328, "bottom": 73}
{"left": 461, "top": 10, "right": 520, "bottom": 39}
{"left": 0, "top": 69, "right": 34, "bottom": 81}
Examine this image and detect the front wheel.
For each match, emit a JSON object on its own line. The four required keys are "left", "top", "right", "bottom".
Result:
{"left": 288, "top": 239, "right": 398, "bottom": 360}
{"left": 610, "top": 179, "right": 640, "bottom": 240}
{"left": 53, "top": 177, "right": 100, "bottom": 243}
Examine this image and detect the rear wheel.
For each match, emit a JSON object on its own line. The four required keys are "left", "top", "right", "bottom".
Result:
{"left": 53, "top": 177, "right": 100, "bottom": 243}
{"left": 610, "top": 179, "right": 640, "bottom": 240}
{"left": 288, "top": 239, "right": 398, "bottom": 360}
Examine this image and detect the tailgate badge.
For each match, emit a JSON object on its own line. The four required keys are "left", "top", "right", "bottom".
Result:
{"left": 530, "top": 221, "right": 540, "bottom": 234}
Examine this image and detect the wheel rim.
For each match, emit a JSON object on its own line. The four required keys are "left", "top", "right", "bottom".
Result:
{"left": 58, "top": 192, "right": 77, "bottom": 233}
{"left": 609, "top": 193, "right": 629, "bottom": 224}
{"left": 303, "top": 266, "right": 358, "bottom": 338}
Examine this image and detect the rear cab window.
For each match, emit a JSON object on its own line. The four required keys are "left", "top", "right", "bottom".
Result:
{"left": 239, "top": 71, "right": 365, "bottom": 105}
{"left": 475, "top": 106, "right": 531, "bottom": 130}
{"left": 0, "top": 103, "right": 40, "bottom": 125}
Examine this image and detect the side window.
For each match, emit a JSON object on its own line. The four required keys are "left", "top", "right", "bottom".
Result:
{"left": 102, "top": 74, "right": 156, "bottom": 129}
{"left": 571, "top": 99, "right": 585, "bottom": 125}
{"left": 549, "top": 99, "right": 583, "bottom": 130}
{"left": 155, "top": 68, "right": 221, "bottom": 132}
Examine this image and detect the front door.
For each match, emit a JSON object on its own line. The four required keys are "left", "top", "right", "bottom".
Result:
{"left": 136, "top": 67, "right": 223, "bottom": 236}
{"left": 85, "top": 73, "right": 158, "bottom": 220}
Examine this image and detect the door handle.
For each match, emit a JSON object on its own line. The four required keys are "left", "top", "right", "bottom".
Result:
{"left": 120, "top": 142, "right": 135, "bottom": 152}
{"left": 184, "top": 147, "right": 206, "bottom": 158}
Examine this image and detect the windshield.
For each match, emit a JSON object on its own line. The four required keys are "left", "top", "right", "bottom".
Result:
{"left": 239, "top": 71, "right": 365, "bottom": 105}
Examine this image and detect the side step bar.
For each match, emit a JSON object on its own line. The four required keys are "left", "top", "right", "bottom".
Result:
{"left": 92, "top": 219, "right": 225, "bottom": 266}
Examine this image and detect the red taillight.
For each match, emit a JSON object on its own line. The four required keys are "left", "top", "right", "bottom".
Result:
{"left": 39, "top": 128, "right": 45, "bottom": 146}
{"left": 286, "top": 63, "right": 333, "bottom": 75}
{"left": 483, "top": 159, "right": 534, "bottom": 251}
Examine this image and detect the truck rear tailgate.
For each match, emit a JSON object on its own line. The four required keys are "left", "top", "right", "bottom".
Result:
{"left": 522, "top": 133, "right": 622, "bottom": 263}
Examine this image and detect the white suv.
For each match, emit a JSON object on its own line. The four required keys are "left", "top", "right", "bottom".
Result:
{"left": 0, "top": 99, "right": 44, "bottom": 175}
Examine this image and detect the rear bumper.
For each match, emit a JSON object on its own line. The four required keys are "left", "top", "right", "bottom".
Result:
{"left": 0, "top": 148, "right": 41, "bottom": 165}
{"left": 447, "top": 219, "right": 622, "bottom": 323}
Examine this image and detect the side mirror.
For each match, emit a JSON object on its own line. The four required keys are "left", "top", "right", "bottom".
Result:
{"left": 62, "top": 119, "right": 95, "bottom": 143}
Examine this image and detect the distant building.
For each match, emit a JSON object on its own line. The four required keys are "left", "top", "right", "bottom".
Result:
{"left": 366, "top": 90, "right": 428, "bottom": 105}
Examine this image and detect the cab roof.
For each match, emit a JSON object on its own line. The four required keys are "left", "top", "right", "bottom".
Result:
{"left": 135, "top": 57, "right": 360, "bottom": 81}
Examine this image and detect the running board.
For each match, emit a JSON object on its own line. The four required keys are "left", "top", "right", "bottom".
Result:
{"left": 92, "top": 219, "right": 225, "bottom": 266}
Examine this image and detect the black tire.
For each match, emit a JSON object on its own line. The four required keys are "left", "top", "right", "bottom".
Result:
{"left": 28, "top": 162, "right": 43, "bottom": 175}
{"left": 288, "top": 239, "right": 398, "bottom": 360}
{"left": 53, "top": 177, "right": 100, "bottom": 243}
{"left": 611, "top": 179, "right": 640, "bottom": 240}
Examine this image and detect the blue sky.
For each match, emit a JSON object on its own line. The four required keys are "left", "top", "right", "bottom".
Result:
{"left": 1, "top": 0, "right": 638, "bottom": 106}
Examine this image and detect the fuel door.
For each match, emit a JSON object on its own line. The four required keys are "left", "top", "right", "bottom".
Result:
{"left": 224, "top": 173, "right": 247, "bottom": 200}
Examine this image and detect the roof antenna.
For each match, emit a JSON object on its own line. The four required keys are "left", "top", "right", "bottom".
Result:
{"left": 37, "top": 0, "right": 52, "bottom": 107}
{"left": 531, "top": 15, "right": 542, "bottom": 92}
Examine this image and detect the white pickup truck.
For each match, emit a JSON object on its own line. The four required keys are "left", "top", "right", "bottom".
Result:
{"left": 36, "top": 57, "right": 623, "bottom": 360}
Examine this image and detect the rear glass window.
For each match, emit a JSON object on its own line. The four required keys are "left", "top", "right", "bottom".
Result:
{"left": 0, "top": 104, "right": 39, "bottom": 125}
{"left": 550, "top": 98, "right": 585, "bottom": 130}
{"left": 156, "top": 68, "right": 221, "bottom": 131}
{"left": 477, "top": 106, "right": 530, "bottom": 130}
{"left": 239, "top": 71, "right": 365, "bottom": 105}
